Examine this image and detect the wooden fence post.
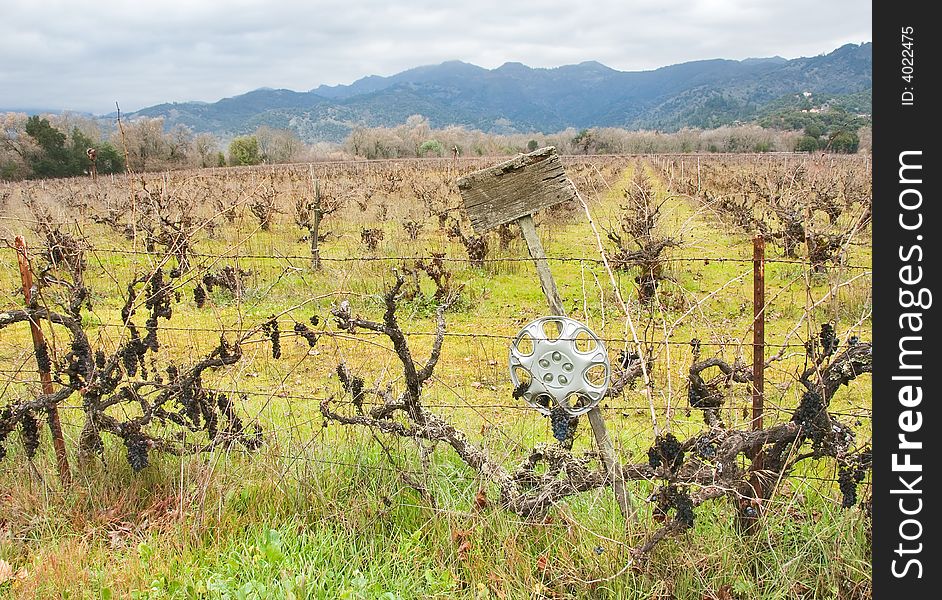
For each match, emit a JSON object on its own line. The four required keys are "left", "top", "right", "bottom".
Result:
{"left": 14, "top": 236, "right": 72, "bottom": 487}
{"left": 752, "top": 234, "right": 765, "bottom": 433}
{"left": 739, "top": 234, "right": 765, "bottom": 530}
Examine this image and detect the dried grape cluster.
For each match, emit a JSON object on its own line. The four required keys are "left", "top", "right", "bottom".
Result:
{"left": 819, "top": 322, "right": 839, "bottom": 357}
{"left": 21, "top": 411, "right": 40, "bottom": 459}
{"left": 61, "top": 336, "right": 93, "bottom": 388}
{"left": 122, "top": 427, "right": 150, "bottom": 472}
{"left": 792, "top": 391, "right": 828, "bottom": 454}
{"left": 693, "top": 435, "right": 718, "bottom": 460}
{"left": 838, "top": 447, "right": 872, "bottom": 508}
{"left": 193, "top": 284, "right": 207, "bottom": 308}
{"left": 262, "top": 317, "right": 281, "bottom": 359}
{"left": 35, "top": 341, "right": 52, "bottom": 373}
{"left": 512, "top": 381, "right": 529, "bottom": 400}
{"left": 336, "top": 364, "right": 365, "bottom": 412}
{"left": 143, "top": 268, "right": 174, "bottom": 351}
{"left": 653, "top": 484, "right": 695, "bottom": 528}
{"left": 648, "top": 433, "right": 685, "bottom": 474}
{"left": 120, "top": 328, "right": 148, "bottom": 378}
{"left": 687, "top": 380, "right": 722, "bottom": 409}
{"left": 293, "top": 322, "right": 320, "bottom": 348}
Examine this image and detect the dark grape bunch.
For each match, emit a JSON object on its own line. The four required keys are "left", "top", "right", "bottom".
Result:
{"left": 694, "top": 436, "right": 717, "bottom": 460}
{"left": 792, "top": 391, "right": 827, "bottom": 452}
{"left": 648, "top": 433, "right": 685, "bottom": 474}
{"left": 550, "top": 405, "right": 570, "bottom": 442}
{"left": 262, "top": 317, "right": 281, "bottom": 359}
{"left": 618, "top": 349, "right": 641, "bottom": 369}
{"left": 336, "top": 364, "right": 365, "bottom": 411}
{"left": 21, "top": 411, "right": 40, "bottom": 459}
{"left": 819, "top": 322, "right": 839, "bottom": 357}
{"left": 120, "top": 328, "right": 148, "bottom": 378}
{"left": 838, "top": 446, "right": 872, "bottom": 508}
{"left": 512, "top": 381, "right": 529, "bottom": 400}
{"left": 123, "top": 431, "right": 150, "bottom": 472}
{"left": 653, "top": 484, "right": 695, "bottom": 528}
{"left": 35, "top": 342, "right": 52, "bottom": 374}
{"left": 687, "top": 383, "right": 711, "bottom": 408}
{"left": 193, "top": 284, "right": 207, "bottom": 308}
{"left": 61, "top": 336, "right": 93, "bottom": 388}
{"left": 293, "top": 322, "right": 320, "bottom": 348}
{"left": 94, "top": 349, "right": 106, "bottom": 369}
{"left": 143, "top": 268, "right": 174, "bottom": 352}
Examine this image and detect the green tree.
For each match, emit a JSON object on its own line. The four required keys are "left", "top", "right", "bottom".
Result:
{"left": 796, "top": 135, "right": 819, "bottom": 153}
{"left": 572, "top": 129, "right": 595, "bottom": 154}
{"left": 24, "top": 116, "right": 72, "bottom": 178}
{"left": 753, "top": 141, "right": 772, "bottom": 153}
{"left": 526, "top": 139, "right": 539, "bottom": 152}
{"left": 68, "top": 128, "right": 95, "bottom": 174}
{"left": 94, "top": 142, "right": 125, "bottom": 174}
{"left": 228, "top": 136, "right": 261, "bottom": 166}
{"left": 827, "top": 130, "right": 859, "bottom": 154}
{"left": 803, "top": 123, "right": 824, "bottom": 139}
{"left": 14, "top": 116, "right": 122, "bottom": 179}
{"left": 418, "top": 139, "right": 443, "bottom": 157}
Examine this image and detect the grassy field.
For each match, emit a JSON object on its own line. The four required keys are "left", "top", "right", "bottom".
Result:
{"left": 0, "top": 154, "right": 871, "bottom": 598}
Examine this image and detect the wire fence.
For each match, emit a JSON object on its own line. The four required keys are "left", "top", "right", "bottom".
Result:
{"left": 0, "top": 249, "right": 873, "bottom": 463}
{"left": 0, "top": 155, "right": 873, "bottom": 541}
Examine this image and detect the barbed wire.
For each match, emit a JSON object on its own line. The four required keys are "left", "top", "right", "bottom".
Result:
{"left": 0, "top": 237, "right": 872, "bottom": 271}
{"left": 0, "top": 319, "right": 839, "bottom": 349}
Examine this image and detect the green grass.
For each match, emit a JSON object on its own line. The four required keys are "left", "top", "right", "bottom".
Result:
{"left": 1, "top": 443, "right": 871, "bottom": 599}
{"left": 0, "top": 156, "right": 871, "bottom": 598}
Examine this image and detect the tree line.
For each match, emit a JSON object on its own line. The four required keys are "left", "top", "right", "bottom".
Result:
{"left": 1, "top": 113, "right": 309, "bottom": 181}
{"left": 2, "top": 111, "right": 869, "bottom": 182}
{"left": 344, "top": 115, "right": 869, "bottom": 159}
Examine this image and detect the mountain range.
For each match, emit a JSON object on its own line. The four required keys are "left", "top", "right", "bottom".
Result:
{"left": 126, "top": 42, "right": 871, "bottom": 143}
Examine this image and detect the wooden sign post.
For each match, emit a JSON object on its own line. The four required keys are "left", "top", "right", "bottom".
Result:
{"left": 457, "top": 147, "right": 634, "bottom": 524}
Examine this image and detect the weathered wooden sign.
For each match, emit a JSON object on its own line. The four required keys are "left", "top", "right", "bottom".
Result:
{"left": 456, "top": 146, "right": 635, "bottom": 527}
{"left": 457, "top": 146, "right": 577, "bottom": 233}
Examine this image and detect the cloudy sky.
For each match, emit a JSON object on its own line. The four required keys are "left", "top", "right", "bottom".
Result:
{"left": 1, "top": 0, "right": 871, "bottom": 115}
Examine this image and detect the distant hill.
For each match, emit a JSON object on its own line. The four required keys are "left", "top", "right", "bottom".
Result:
{"left": 125, "top": 43, "right": 871, "bottom": 143}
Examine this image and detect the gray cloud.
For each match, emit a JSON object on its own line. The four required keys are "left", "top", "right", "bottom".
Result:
{"left": 0, "top": 0, "right": 870, "bottom": 114}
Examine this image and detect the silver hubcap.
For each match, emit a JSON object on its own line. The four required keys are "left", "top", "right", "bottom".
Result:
{"left": 508, "top": 316, "right": 610, "bottom": 416}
